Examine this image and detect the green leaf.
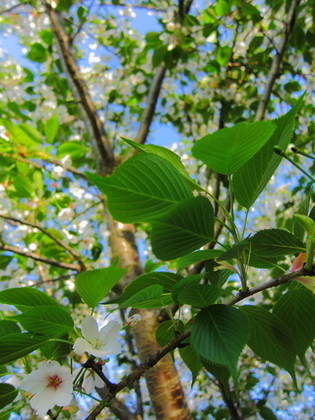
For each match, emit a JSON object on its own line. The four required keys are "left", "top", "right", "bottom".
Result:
{"left": 0, "top": 287, "right": 61, "bottom": 311}
{"left": 0, "top": 333, "right": 49, "bottom": 364}
{"left": 121, "top": 137, "right": 203, "bottom": 191}
{"left": 176, "top": 250, "right": 223, "bottom": 273}
{"left": 273, "top": 289, "right": 315, "bottom": 364}
{"left": 240, "top": 306, "right": 296, "bottom": 378}
{"left": 40, "top": 340, "right": 72, "bottom": 360}
{"left": 0, "top": 384, "right": 18, "bottom": 410}
{"left": 118, "top": 284, "right": 166, "bottom": 308}
{"left": 26, "top": 43, "right": 48, "bottom": 63}
{"left": 258, "top": 405, "right": 279, "bottom": 420}
{"left": 12, "top": 306, "right": 74, "bottom": 337}
{"left": 191, "top": 305, "right": 249, "bottom": 380}
{"left": 294, "top": 214, "right": 315, "bottom": 237}
{"left": 179, "top": 334, "right": 203, "bottom": 386}
{"left": 108, "top": 272, "right": 181, "bottom": 304}
{"left": 177, "top": 284, "right": 221, "bottom": 307}
{"left": 217, "top": 239, "right": 249, "bottom": 261}
{"left": 13, "top": 176, "right": 34, "bottom": 198}
{"left": 232, "top": 94, "right": 304, "bottom": 207}
{"left": 58, "top": 141, "right": 86, "bottom": 159}
{"left": 192, "top": 121, "right": 276, "bottom": 175}
{"left": 0, "top": 320, "right": 21, "bottom": 336}
{"left": 75, "top": 261, "right": 127, "bottom": 308}
{"left": 215, "top": 0, "right": 230, "bottom": 16}
{"left": 249, "top": 229, "right": 305, "bottom": 257}
{"left": 87, "top": 154, "right": 193, "bottom": 223}
{"left": 150, "top": 196, "right": 214, "bottom": 260}
{"left": 171, "top": 274, "right": 204, "bottom": 303}
{"left": 45, "top": 115, "right": 59, "bottom": 143}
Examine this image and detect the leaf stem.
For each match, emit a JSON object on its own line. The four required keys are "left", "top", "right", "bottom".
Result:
{"left": 273, "top": 146, "right": 315, "bottom": 182}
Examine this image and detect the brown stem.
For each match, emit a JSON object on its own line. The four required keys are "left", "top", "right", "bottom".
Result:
{"left": 0, "top": 244, "right": 81, "bottom": 272}
{"left": 255, "top": 0, "right": 301, "bottom": 121}
{"left": 45, "top": 1, "right": 114, "bottom": 175}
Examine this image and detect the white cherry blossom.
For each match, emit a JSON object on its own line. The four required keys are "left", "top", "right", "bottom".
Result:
{"left": 73, "top": 316, "right": 121, "bottom": 358}
{"left": 20, "top": 361, "right": 73, "bottom": 416}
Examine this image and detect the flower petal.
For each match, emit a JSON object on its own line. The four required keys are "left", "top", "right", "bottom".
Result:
{"left": 81, "top": 316, "right": 99, "bottom": 342}
{"left": 73, "top": 338, "right": 96, "bottom": 356}
{"left": 98, "top": 321, "right": 121, "bottom": 343}
{"left": 98, "top": 340, "right": 122, "bottom": 356}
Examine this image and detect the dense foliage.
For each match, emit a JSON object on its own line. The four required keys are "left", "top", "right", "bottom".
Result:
{"left": 0, "top": 0, "right": 314, "bottom": 419}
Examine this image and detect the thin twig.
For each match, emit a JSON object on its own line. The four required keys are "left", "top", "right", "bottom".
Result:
{"left": 255, "top": 0, "right": 301, "bottom": 121}
{"left": 0, "top": 214, "right": 86, "bottom": 270}
{"left": 0, "top": 244, "right": 81, "bottom": 271}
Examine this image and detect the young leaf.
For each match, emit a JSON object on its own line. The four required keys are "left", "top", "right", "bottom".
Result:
{"left": 86, "top": 153, "right": 193, "bottom": 223}
{"left": 75, "top": 260, "right": 127, "bottom": 308}
{"left": 0, "top": 333, "right": 49, "bottom": 364}
{"left": 249, "top": 229, "right": 305, "bottom": 257}
{"left": 191, "top": 304, "right": 249, "bottom": 381}
{"left": 273, "top": 289, "right": 315, "bottom": 364}
{"left": 0, "top": 384, "right": 18, "bottom": 410}
{"left": 150, "top": 196, "right": 214, "bottom": 260}
{"left": 192, "top": 121, "right": 275, "bottom": 175}
{"left": 0, "top": 288, "right": 61, "bottom": 312}
{"left": 240, "top": 306, "right": 296, "bottom": 378}
{"left": 11, "top": 306, "right": 74, "bottom": 338}
{"left": 232, "top": 94, "right": 304, "bottom": 208}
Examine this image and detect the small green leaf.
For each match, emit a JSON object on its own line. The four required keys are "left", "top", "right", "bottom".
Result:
{"left": 249, "top": 229, "right": 305, "bottom": 257}
{"left": 76, "top": 261, "right": 127, "bottom": 308}
{"left": 176, "top": 250, "right": 223, "bottom": 273}
{"left": 258, "top": 405, "right": 279, "bottom": 420}
{"left": 179, "top": 344, "right": 203, "bottom": 386}
{"left": 172, "top": 274, "right": 204, "bottom": 303}
{"left": 294, "top": 214, "right": 315, "bottom": 237}
{"left": 273, "top": 289, "right": 315, "bottom": 364}
{"left": 45, "top": 115, "right": 59, "bottom": 143}
{"left": 0, "top": 384, "right": 18, "bottom": 410}
{"left": 0, "top": 333, "right": 49, "bottom": 364}
{"left": 150, "top": 196, "right": 214, "bottom": 260}
{"left": 202, "top": 359, "right": 231, "bottom": 396}
{"left": 217, "top": 239, "right": 249, "bottom": 261}
{"left": 155, "top": 320, "right": 185, "bottom": 348}
{"left": 191, "top": 305, "right": 249, "bottom": 380}
{"left": 240, "top": 306, "right": 296, "bottom": 378}
{"left": 12, "top": 306, "right": 74, "bottom": 337}
{"left": 0, "top": 287, "right": 61, "bottom": 311}
{"left": 192, "top": 121, "right": 275, "bottom": 175}
{"left": 87, "top": 154, "right": 193, "bottom": 223}
{"left": 26, "top": 43, "right": 48, "bottom": 63}
{"left": 177, "top": 284, "right": 221, "bottom": 307}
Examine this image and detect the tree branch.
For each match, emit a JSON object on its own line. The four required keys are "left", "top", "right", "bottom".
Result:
{"left": 0, "top": 244, "right": 81, "bottom": 272}
{"left": 134, "top": 65, "right": 167, "bottom": 145}
{"left": 0, "top": 214, "right": 86, "bottom": 270}
{"left": 44, "top": 0, "right": 114, "bottom": 175}
{"left": 255, "top": 0, "right": 301, "bottom": 121}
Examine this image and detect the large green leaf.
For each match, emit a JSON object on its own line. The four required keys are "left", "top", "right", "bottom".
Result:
{"left": 192, "top": 121, "right": 275, "bottom": 175}
{"left": 177, "top": 284, "right": 221, "bottom": 307}
{"left": 0, "top": 384, "right": 18, "bottom": 410}
{"left": 191, "top": 304, "right": 249, "bottom": 380}
{"left": 176, "top": 250, "right": 223, "bottom": 273}
{"left": 107, "top": 272, "right": 181, "bottom": 304}
{"left": 232, "top": 95, "right": 304, "bottom": 207}
{"left": 87, "top": 153, "right": 193, "bottom": 223}
{"left": 0, "top": 320, "right": 21, "bottom": 337}
{"left": 0, "top": 333, "right": 49, "bottom": 364}
{"left": 0, "top": 287, "right": 61, "bottom": 312}
{"left": 273, "top": 289, "right": 315, "bottom": 364}
{"left": 11, "top": 306, "right": 74, "bottom": 338}
{"left": 75, "top": 261, "right": 127, "bottom": 308}
{"left": 121, "top": 137, "right": 203, "bottom": 191}
{"left": 240, "top": 306, "right": 296, "bottom": 378}
{"left": 150, "top": 196, "right": 214, "bottom": 260}
{"left": 249, "top": 229, "right": 305, "bottom": 257}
